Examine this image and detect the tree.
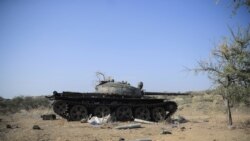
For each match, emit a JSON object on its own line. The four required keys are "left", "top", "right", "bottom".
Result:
{"left": 231, "top": 0, "right": 250, "bottom": 14}
{"left": 195, "top": 26, "right": 250, "bottom": 126}
{"left": 216, "top": 0, "right": 250, "bottom": 15}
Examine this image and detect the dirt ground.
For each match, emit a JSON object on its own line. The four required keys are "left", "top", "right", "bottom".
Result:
{"left": 0, "top": 105, "right": 249, "bottom": 141}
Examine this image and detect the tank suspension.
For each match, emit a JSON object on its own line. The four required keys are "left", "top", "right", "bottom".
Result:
{"left": 134, "top": 106, "right": 151, "bottom": 121}
{"left": 116, "top": 106, "right": 133, "bottom": 121}
{"left": 152, "top": 107, "right": 166, "bottom": 121}
{"left": 69, "top": 105, "right": 88, "bottom": 121}
{"left": 94, "top": 106, "right": 111, "bottom": 117}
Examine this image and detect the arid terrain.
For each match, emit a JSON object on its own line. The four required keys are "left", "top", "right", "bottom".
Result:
{"left": 0, "top": 94, "right": 249, "bottom": 141}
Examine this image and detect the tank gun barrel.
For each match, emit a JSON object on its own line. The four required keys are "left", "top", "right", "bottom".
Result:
{"left": 143, "top": 92, "right": 190, "bottom": 96}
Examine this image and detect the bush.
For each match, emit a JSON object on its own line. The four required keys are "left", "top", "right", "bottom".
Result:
{"left": 0, "top": 96, "right": 50, "bottom": 113}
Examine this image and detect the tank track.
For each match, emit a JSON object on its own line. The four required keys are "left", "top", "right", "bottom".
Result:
{"left": 49, "top": 92, "right": 178, "bottom": 121}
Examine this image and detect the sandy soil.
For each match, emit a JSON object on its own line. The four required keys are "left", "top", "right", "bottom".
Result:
{"left": 0, "top": 107, "right": 249, "bottom": 141}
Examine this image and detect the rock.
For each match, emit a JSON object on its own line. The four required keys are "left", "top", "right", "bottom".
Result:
{"left": 180, "top": 127, "right": 186, "bottom": 131}
{"left": 161, "top": 130, "right": 172, "bottom": 134}
{"left": 119, "top": 137, "right": 125, "bottom": 141}
{"left": 33, "top": 125, "right": 41, "bottom": 130}
{"left": 41, "top": 114, "right": 56, "bottom": 120}
{"left": 203, "top": 119, "right": 209, "bottom": 122}
{"left": 6, "top": 124, "right": 19, "bottom": 129}
{"left": 6, "top": 124, "right": 12, "bottom": 129}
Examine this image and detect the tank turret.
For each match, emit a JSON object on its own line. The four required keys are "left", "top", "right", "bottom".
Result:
{"left": 95, "top": 79, "right": 143, "bottom": 96}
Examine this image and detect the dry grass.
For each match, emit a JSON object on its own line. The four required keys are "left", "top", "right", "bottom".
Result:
{"left": 0, "top": 92, "right": 249, "bottom": 141}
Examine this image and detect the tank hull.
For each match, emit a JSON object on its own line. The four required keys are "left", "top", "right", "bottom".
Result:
{"left": 47, "top": 91, "right": 177, "bottom": 121}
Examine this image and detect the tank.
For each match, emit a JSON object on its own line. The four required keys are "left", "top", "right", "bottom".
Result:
{"left": 46, "top": 76, "right": 184, "bottom": 122}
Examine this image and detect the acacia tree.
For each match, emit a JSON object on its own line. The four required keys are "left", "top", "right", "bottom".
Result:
{"left": 231, "top": 0, "right": 250, "bottom": 14}
{"left": 195, "top": 27, "right": 250, "bottom": 126}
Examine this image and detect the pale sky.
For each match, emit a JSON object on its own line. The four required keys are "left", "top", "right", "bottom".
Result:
{"left": 0, "top": 0, "right": 249, "bottom": 98}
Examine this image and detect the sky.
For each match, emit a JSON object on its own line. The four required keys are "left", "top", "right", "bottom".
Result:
{"left": 0, "top": 0, "right": 249, "bottom": 98}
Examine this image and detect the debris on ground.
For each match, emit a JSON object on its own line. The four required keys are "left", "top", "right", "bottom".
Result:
{"left": 134, "top": 119, "right": 155, "bottom": 124}
{"left": 190, "top": 119, "right": 210, "bottom": 123}
{"left": 171, "top": 115, "right": 188, "bottom": 124}
{"left": 115, "top": 123, "right": 142, "bottom": 129}
{"left": 41, "top": 114, "right": 56, "bottom": 120}
{"left": 88, "top": 115, "right": 111, "bottom": 125}
{"left": 161, "top": 129, "right": 172, "bottom": 135}
{"left": 132, "top": 138, "right": 152, "bottom": 141}
{"left": 33, "top": 125, "right": 41, "bottom": 130}
{"left": 81, "top": 118, "right": 88, "bottom": 123}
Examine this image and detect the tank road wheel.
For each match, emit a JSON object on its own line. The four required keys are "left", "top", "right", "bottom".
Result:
{"left": 134, "top": 107, "right": 151, "bottom": 121}
{"left": 152, "top": 107, "right": 166, "bottom": 122}
{"left": 116, "top": 106, "right": 133, "bottom": 121}
{"left": 69, "top": 105, "right": 88, "bottom": 121}
{"left": 94, "top": 106, "right": 111, "bottom": 117}
{"left": 53, "top": 101, "right": 68, "bottom": 116}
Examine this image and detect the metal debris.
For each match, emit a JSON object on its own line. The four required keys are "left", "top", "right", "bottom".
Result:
{"left": 115, "top": 123, "right": 141, "bottom": 129}
{"left": 134, "top": 119, "right": 155, "bottom": 124}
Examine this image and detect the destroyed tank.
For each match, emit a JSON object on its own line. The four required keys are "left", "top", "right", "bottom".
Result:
{"left": 46, "top": 77, "right": 183, "bottom": 121}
